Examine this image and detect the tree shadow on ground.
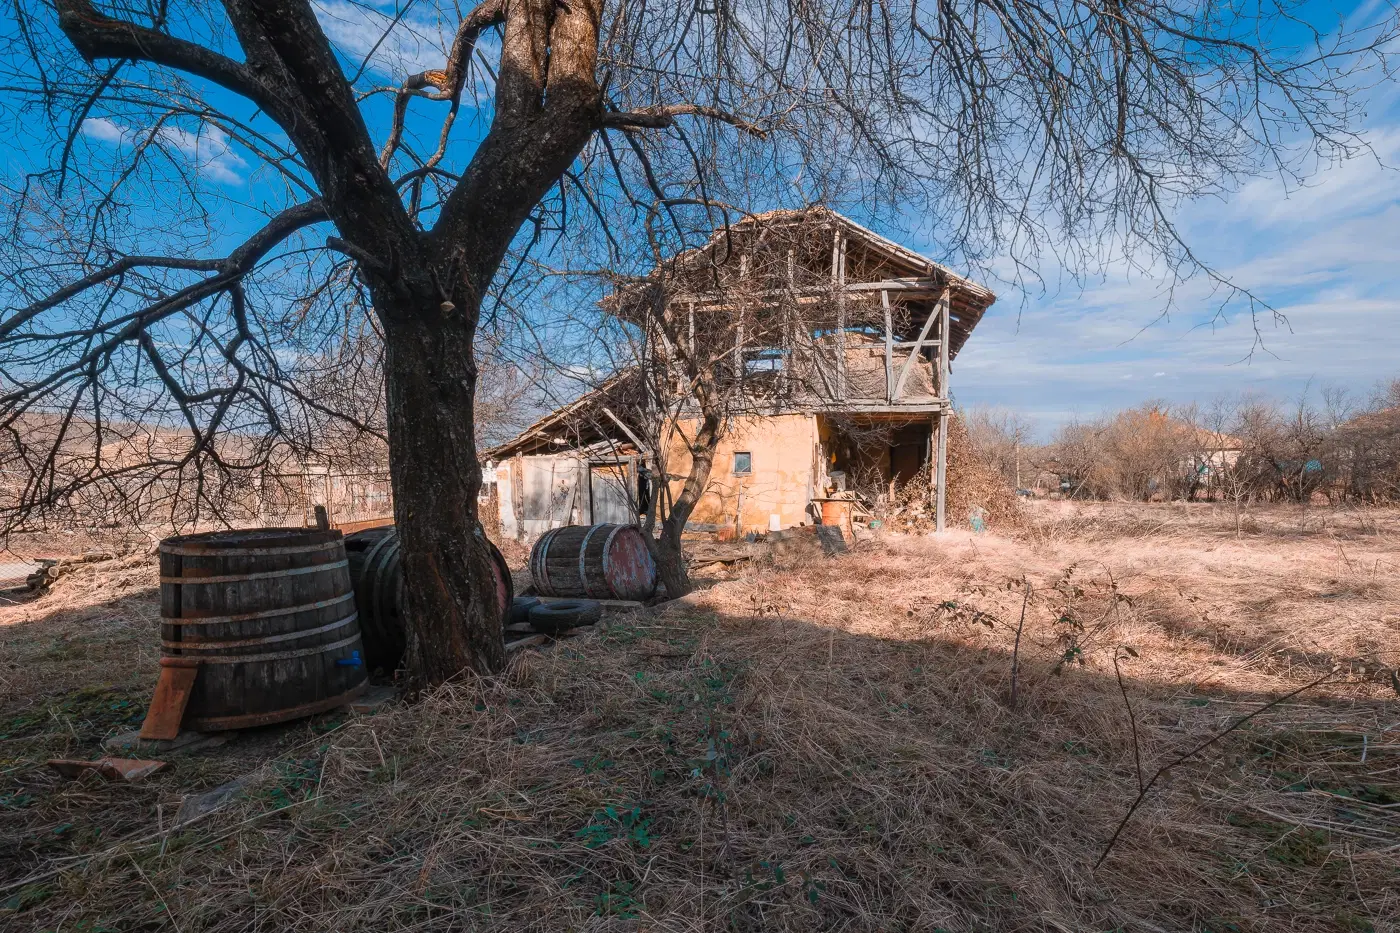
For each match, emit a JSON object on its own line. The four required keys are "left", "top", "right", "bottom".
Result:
{"left": 1, "top": 580, "right": 1396, "bottom": 932}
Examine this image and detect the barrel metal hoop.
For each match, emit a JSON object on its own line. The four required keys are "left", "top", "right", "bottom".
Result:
{"left": 168, "top": 632, "right": 362, "bottom": 664}
{"left": 600, "top": 524, "right": 625, "bottom": 595}
{"left": 161, "top": 612, "right": 358, "bottom": 650}
{"left": 578, "top": 524, "right": 606, "bottom": 598}
{"left": 159, "top": 539, "right": 345, "bottom": 558}
{"left": 163, "top": 591, "right": 354, "bottom": 626}
{"left": 535, "top": 528, "right": 557, "bottom": 595}
{"left": 160, "top": 559, "right": 347, "bottom": 585}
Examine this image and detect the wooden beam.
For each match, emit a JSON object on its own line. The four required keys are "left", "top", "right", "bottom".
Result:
{"left": 938, "top": 285, "right": 951, "bottom": 397}
{"left": 601, "top": 407, "right": 650, "bottom": 455}
{"left": 935, "top": 412, "right": 948, "bottom": 533}
{"left": 882, "top": 289, "right": 894, "bottom": 404}
{"left": 891, "top": 291, "right": 943, "bottom": 400}
{"left": 834, "top": 228, "right": 846, "bottom": 399}
{"left": 845, "top": 277, "right": 943, "bottom": 292}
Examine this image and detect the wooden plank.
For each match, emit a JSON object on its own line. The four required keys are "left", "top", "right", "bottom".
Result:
{"left": 833, "top": 228, "right": 847, "bottom": 399}
{"left": 139, "top": 658, "right": 200, "bottom": 741}
{"left": 936, "top": 412, "right": 949, "bottom": 533}
{"left": 506, "top": 634, "right": 549, "bottom": 653}
{"left": 334, "top": 515, "right": 394, "bottom": 534}
{"left": 601, "top": 406, "right": 650, "bottom": 455}
{"left": 882, "top": 289, "right": 894, "bottom": 404}
{"left": 535, "top": 595, "right": 645, "bottom": 610}
{"left": 845, "top": 277, "right": 942, "bottom": 292}
{"left": 935, "top": 286, "right": 951, "bottom": 532}
{"left": 892, "top": 292, "right": 942, "bottom": 401}
{"left": 938, "top": 285, "right": 951, "bottom": 398}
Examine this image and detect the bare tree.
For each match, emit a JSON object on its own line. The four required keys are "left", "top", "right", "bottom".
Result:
{"left": 3, "top": 0, "right": 1395, "bottom": 683}
{"left": 964, "top": 407, "right": 1036, "bottom": 490}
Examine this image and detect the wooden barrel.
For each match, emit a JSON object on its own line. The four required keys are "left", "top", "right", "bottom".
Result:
{"left": 344, "top": 526, "right": 513, "bottom": 673}
{"left": 529, "top": 524, "right": 657, "bottom": 601}
{"left": 158, "top": 528, "right": 367, "bottom": 731}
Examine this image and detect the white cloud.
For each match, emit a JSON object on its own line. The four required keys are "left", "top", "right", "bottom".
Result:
{"left": 944, "top": 108, "right": 1400, "bottom": 437}
{"left": 155, "top": 125, "right": 247, "bottom": 185}
{"left": 313, "top": 0, "right": 497, "bottom": 88}
{"left": 81, "top": 118, "right": 247, "bottom": 185}
{"left": 81, "top": 117, "right": 125, "bottom": 144}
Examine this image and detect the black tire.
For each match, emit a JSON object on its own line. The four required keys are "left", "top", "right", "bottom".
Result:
{"left": 508, "top": 596, "right": 541, "bottom": 626}
{"left": 528, "top": 599, "right": 603, "bottom": 634}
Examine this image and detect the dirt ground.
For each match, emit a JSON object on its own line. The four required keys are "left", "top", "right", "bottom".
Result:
{"left": 1, "top": 501, "right": 1397, "bottom": 931}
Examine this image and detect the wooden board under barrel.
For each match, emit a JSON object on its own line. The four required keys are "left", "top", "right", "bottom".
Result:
{"left": 529, "top": 524, "right": 657, "bottom": 602}
{"left": 159, "top": 528, "right": 367, "bottom": 731}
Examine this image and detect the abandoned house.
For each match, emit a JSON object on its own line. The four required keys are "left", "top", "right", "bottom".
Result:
{"left": 484, "top": 207, "right": 996, "bottom": 538}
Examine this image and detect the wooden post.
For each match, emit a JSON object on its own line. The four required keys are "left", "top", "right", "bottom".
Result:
{"left": 938, "top": 285, "right": 951, "bottom": 398}
{"left": 832, "top": 227, "right": 846, "bottom": 399}
{"left": 936, "top": 410, "right": 948, "bottom": 533}
{"left": 935, "top": 286, "right": 951, "bottom": 532}
{"left": 882, "top": 289, "right": 894, "bottom": 404}
{"left": 734, "top": 318, "right": 744, "bottom": 382}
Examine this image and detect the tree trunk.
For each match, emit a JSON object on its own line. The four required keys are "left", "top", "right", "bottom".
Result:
{"left": 382, "top": 302, "right": 504, "bottom": 687}
{"left": 645, "top": 410, "right": 722, "bottom": 599}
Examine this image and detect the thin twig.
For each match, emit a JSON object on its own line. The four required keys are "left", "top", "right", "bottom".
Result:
{"left": 1114, "top": 647, "right": 1145, "bottom": 793}
{"left": 1009, "top": 584, "right": 1030, "bottom": 707}
{"left": 1094, "top": 667, "right": 1340, "bottom": 870}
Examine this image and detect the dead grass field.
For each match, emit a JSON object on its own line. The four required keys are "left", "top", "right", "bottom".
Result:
{"left": 2, "top": 501, "right": 1398, "bottom": 931}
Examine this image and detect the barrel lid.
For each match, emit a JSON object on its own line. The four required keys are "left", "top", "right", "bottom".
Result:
{"left": 160, "top": 527, "right": 344, "bottom": 553}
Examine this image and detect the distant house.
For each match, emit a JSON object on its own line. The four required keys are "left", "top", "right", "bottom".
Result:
{"left": 485, "top": 208, "right": 996, "bottom": 539}
{"left": 1187, "top": 427, "right": 1244, "bottom": 489}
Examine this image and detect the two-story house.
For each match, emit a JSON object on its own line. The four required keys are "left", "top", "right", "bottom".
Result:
{"left": 485, "top": 207, "right": 996, "bottom": 538}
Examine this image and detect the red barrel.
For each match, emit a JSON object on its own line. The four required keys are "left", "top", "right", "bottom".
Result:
{"left": 528, "top": 524, "right": 657, "bottom": 601}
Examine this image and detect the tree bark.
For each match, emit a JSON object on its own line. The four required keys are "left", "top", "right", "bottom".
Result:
{"left": 645, "top": 409, "right": 722, "bottom": 599}
{"left": 380, "top": 295, "right": 504, "bottom": 686}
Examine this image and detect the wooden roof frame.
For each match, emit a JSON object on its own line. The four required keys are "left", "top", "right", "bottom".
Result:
{"left": 604, "top": 206, "right": 996, "bottom": 361}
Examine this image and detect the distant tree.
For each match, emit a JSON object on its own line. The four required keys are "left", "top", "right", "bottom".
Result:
{"left": 3, "top": 0, "right": 1396, "bottom": 684}
{"left": 964, "top": 407, "right": 1036, "bottom": 490}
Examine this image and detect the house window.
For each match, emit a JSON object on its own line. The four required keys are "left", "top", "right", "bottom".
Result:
{"left": 733, "top": 451, "right": 752, "bottom": 475}
{"left": 743, "top": 348, "right": 787, "bottom": 373}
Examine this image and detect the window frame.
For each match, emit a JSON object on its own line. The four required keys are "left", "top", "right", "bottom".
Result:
{"left": 732, "top": 451, "right": 753, "bottom": 476}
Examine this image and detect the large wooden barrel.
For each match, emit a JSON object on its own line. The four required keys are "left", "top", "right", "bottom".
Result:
{"left": 344, "top": 526, "right": 513, "bottom": 673}
{"left": 158, "top": 528, "right": 367, "bottom": 731}
{"left": 529, "top": 524, "right": 657, "bottom": 601}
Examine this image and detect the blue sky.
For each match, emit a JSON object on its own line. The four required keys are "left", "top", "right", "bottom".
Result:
{"left": 940, "top": 86, "right": 1400, "bottom": 438}
{"left": 4, "top": 1, "right": 1396, "bottom": 442}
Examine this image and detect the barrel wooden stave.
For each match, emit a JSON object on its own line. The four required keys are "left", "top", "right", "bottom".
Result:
{"left": 160, "top": 528, "right": 367, "bottom": 731}
{"left": 343, "top": 525, "right": 404, "bottom": 675}
{"left": 343, "top": 527, "right": 513, "bottom": 674}
{"left": 529, "top": 524, "right": 656, "bottom": 602}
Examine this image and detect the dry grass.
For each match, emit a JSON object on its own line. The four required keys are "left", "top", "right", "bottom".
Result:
{"left": 2, "top": 502, "right": 1399, "bottom": 931}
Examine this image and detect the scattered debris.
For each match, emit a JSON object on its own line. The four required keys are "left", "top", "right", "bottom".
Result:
{"left": 815, "top": 524, "right": 849, "bottom": 554}
{"left": 349, "top": 685, "right": 400, "bottom": 714}
{"left": 47, "top": 757, "right": 167, "bottom": 783}
{"left": 505, "top": 633, "right": 549, "bottom": 653}
{"left": 174, "top": 777, "right": 247, "bottom": 824}
{"left": 103, "top": 728, "right": 234, "bottom": 758}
